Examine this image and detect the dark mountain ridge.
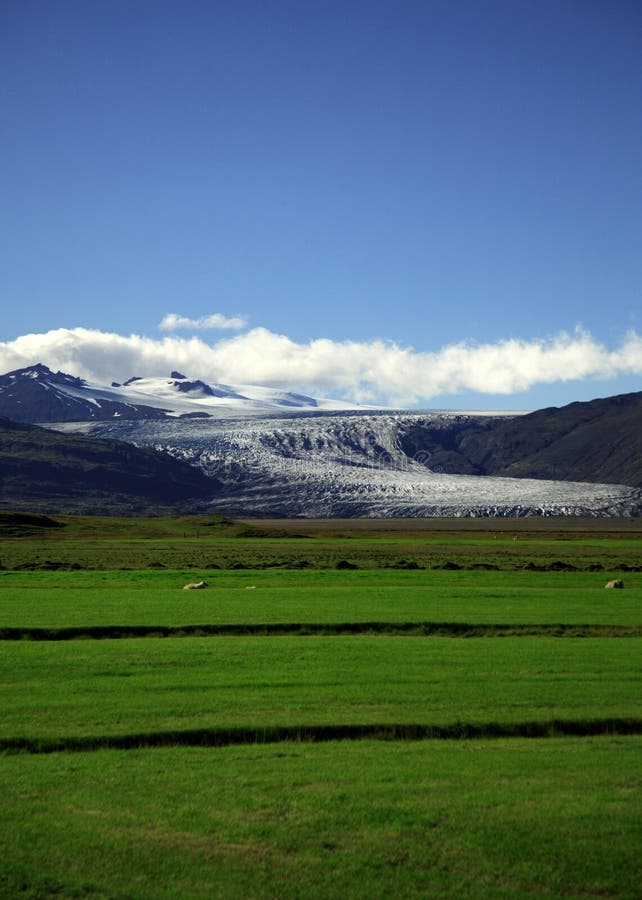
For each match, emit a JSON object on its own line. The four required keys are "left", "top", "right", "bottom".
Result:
{"left": 398, "top": 390, "right": 642, "bottom": 488}
{"left": 0, "top": 417, "right": 217, "bottom": 514}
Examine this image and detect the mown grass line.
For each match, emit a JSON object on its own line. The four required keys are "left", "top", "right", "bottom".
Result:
{"left": 1, "top": 621, "right": 641, "bottom": 640}
{"left": 2, "top": 718, "right": 642, "bottom": 755}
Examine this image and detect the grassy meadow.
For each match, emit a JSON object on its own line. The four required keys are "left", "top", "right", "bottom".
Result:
{"left": 2, "top": 635, "right": 639, "bottom": 743}
{"left": 0, "top": 513, "right": 641, "bottom": 897}
{"left": 2, "top": 739, "right": 641, "bottom": 899}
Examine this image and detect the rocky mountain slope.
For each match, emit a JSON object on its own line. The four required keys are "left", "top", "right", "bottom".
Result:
{"left": 0, "top": 417, "right": 217, "bottom": 514}
{"left": 463, "top": 391, "right": 642, "bottom": 487}
{"left": 396, "top": 391, "right": 642, "bottom": 488}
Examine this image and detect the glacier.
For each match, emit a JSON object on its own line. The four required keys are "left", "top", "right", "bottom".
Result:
{"left": 52, "top": 410, "right": 642, "bottom": 518}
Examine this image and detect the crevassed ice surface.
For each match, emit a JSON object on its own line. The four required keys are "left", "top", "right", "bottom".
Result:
{"left": 56, "top": 412, "right": 642, "bottom": 517}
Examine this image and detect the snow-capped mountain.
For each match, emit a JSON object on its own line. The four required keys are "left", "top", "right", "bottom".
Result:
{"left": 0, "top": 364, "right": 358, "bottom": 423}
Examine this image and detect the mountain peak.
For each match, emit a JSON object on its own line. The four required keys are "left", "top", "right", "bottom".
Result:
{"left": 7, "top": 363, "right": 53, "bottom": 379}
{"left": 5, "top": 364, "right": 85, "bottom": 388}
{"left": 0, "top": 363, "right": 359, "bottom": 422}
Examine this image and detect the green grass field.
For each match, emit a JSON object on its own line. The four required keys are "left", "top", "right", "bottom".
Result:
{"left": 0, "top": 568, "right": 640, "bottom": 628}
{"left": 2, "top": 636, "right": 639, "bottom": 742}
{"left": 1, "top": 514, "right": 641, "bottom": 897}
{"left": 2, "top": 738, "right": 641, "bottom": 898}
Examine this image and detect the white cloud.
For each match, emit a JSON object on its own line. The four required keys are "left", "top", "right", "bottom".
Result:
{"left": 0, "top": 325, "right": 641, "bottom": 406}
{"left": 158, "top": 312, "right": 247, "bottom": 331}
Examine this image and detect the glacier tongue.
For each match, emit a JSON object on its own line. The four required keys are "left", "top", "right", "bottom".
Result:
{"left": 51, "top": 411, "right": 642, "bottom": 518}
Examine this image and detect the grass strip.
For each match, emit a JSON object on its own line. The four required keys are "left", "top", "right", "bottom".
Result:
{"left": 5, "top": 637, "right": 637, "bottom": 738}
{"left": 1, "top": 621, "right": 641, "bottom": 640}
{"left": 2, "top": 718, "right": 642, "bottom": 755}
{"left": 2, "top": 569, "right": 639, "bottom": 629}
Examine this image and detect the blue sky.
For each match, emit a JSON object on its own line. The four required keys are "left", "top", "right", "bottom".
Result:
{"left": 2, "top": 0, "right": 641, "bottom": 408}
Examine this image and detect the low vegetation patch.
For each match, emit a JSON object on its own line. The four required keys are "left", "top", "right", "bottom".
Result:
{"left": 1, "top": 513, "right": 641, "bottom": 571}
